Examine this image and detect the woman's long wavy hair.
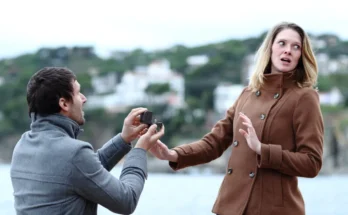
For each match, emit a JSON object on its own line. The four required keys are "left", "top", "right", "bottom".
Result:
{"left": 248, "top": 22, "right": 318, "bottom": 91}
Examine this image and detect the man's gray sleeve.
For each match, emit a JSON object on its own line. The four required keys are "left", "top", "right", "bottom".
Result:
{"left": 71, "top": 144, "right": 148, "bottom": 215}
{"left": 97, "top": 133, "right": 132, "bottom": 171}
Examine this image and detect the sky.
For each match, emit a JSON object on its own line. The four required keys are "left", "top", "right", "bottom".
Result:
{"left": 0, "top": 0, "right": 347, "bottom": 59}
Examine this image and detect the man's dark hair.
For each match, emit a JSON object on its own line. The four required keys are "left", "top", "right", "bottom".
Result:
{"left": 27, "top": 67, "right": 77, "bottom": 116}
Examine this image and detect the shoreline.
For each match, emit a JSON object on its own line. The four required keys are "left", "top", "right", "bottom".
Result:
{"left": 3, "top": 159, "right": 348, "bottom": 175}
{"left": 3, "top": 157, "right": 348, "bottom": 175}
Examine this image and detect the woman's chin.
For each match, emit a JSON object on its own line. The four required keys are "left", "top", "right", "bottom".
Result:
{"left": 275, "top": 67, "right": 295, "bottom": 73}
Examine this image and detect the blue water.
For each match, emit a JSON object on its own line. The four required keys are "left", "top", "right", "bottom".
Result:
{"left": 1, "top": 164, "right": 347, "bottom": 215}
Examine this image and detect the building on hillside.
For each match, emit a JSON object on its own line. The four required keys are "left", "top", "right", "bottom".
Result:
{"left": 214, "top": 83, "right": 245, "bottom": 114}
{"left": 319, "top": 87, "right": 344, "bottom": 106}
{"left": 86, "top": 59, "right": 185, "bottom": 112}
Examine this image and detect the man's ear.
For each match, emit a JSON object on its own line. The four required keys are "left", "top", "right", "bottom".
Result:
{"left": 59, "top": 97, "right": 70, "bottom": 112}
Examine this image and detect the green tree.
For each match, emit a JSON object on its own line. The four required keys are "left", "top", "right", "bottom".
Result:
{"left": 317, "top": 75, "right": 334, "bottom": 92}
{"left": 145, "top": 83, "right": 171, "bottom": 95}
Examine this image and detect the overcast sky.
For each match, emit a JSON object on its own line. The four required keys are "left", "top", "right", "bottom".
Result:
{"left": 0, "top": 0, "right": 347, "bottom": 59}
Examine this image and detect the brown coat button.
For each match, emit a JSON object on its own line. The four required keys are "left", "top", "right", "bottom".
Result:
{"left": 227, "top": 168, "right": 233, "bottom": 174}
{"left": 233, "top": 141, "right": 238, "bottom": 147}
{"left": 274, "top": 93, "right": 280, "bottom": 99}
{"left": 260, "top": 114, "right": 266, "bottom": 120}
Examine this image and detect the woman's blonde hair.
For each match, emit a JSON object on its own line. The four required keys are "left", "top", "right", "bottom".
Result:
{"left": 248, "top": 22, "right": 318, "bottom": 91}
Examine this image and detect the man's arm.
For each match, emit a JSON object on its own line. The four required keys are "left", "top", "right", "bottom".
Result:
{"left": 71, "top": 143, "right": 147, "bottom": 215}
{"left": 95, "top": 107, "right": 148, "bottom": 171}
{"left": 97, "top": 133, "right": 132, "bottom": 171}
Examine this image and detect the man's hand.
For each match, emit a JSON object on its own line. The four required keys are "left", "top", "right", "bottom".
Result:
{"left": 121, "top": 108, "right": 149, "bottom": 143}
{"left": 149, "top": 140, "right": 178, "bottom": 162}
{"left": 135, "top": 124, "right": 165, "bottom": 151}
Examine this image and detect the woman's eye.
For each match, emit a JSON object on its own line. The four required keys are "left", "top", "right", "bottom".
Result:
{"left": 294, "top": 45, "right": 300, "bottom": 50}
{"left": 278, "top": 41, "right": 285, "bottom": 46}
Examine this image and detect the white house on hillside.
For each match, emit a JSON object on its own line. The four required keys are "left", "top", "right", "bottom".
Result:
{"left": 214, "top": 84, "right": 245, "bottom": 114}
{"left": 319, "top": 87, "right": 344, "bottom": 106}
{"left": 86, "top": 59, "right": 185, "bottom": 112}
{"left": 242, "top": 54, "right": 256, "bottom": 85}
{"left": 186, "top": 55, "right": 209, "bottom": 67}
{"left": 91, "top": 72, "right": 118, "bottom": 94}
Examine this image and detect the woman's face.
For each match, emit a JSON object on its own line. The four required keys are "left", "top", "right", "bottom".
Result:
{"left": 270, "top": 28, "right": 302, "bottom": 73}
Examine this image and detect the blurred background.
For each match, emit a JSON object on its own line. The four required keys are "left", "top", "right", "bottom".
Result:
{"left": 1, "top": 0, "right": 347, "bottom": 214}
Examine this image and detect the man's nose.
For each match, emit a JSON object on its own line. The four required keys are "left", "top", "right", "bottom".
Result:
{"left": 82, "top": 94, "right": 87, "bottom": 103}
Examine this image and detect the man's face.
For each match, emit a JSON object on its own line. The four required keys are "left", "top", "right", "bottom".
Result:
{"left": 66, "top": 80, "right": 87, "bottom": 125}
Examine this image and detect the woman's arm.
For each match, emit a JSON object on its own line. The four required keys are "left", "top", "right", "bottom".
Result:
{"left": 257, "top": 89, "right": 324, "bottom": 177}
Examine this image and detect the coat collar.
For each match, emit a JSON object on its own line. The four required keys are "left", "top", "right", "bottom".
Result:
{"left": 261, "top": 71, "right": 297, "bottom": 90}
{"left": 30, "top": 113, "right": 83, "bottom": 139}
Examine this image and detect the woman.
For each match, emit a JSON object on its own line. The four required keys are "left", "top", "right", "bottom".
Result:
{"left": 150, "top": 22, "right": 324, "bottom": 215}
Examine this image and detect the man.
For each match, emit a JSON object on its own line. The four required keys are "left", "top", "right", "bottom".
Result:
{"left": 10, "top": 67, "right": 164, "bottom": 215}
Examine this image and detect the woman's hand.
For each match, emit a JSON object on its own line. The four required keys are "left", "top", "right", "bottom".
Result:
{"left": 238, "top": 112, "right": 261, "bottom": 155}
{"left": 149, "top": 140, "right": 179, "bottom": 162}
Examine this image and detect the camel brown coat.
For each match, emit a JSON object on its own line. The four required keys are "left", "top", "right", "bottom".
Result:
{"left": 170, "top": 71, "right": 324, "bottom": 215}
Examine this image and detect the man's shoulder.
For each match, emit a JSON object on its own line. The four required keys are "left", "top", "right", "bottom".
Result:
{"left": 56, "top": 136, "right": 95, "bottom": 157}
{"left": 14, "top": 130, "right": 95, "bottom": 160}
{"left": 64, "top": 137, "right": 93, "bottom": 149}
{"left": 11, "top": 132, "right": 95, "bottom": 179}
